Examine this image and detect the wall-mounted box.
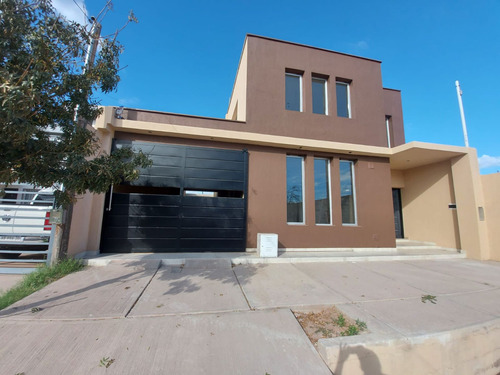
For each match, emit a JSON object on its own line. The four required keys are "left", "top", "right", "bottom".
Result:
{"left": 257, "top": 233, "right": 278, "bottom": 258}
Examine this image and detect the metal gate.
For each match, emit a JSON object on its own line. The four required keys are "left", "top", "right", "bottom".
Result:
{"left": 100, "top": 142, "right": 248, "bottom": 253}
{"left": 0, "top": 186, "right": 55, "bottom": 273}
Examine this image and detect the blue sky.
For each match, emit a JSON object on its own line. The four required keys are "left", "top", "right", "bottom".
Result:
{"left": 55, "top": 0, "right": 500, "bottom": 174}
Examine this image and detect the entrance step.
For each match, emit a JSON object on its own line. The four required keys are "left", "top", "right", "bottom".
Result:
{"left": 396, "top": 239, "right": 437, "bottom": 247}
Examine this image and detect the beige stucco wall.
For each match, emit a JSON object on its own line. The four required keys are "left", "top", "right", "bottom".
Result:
{"left": 391, "top": 170, "right": 405, "bottom": 188}
{"left": 225, "top": 40, "right": 248, "bottom": 121}
{"left": 482, "top": 173, "right": 500, "bottom": 261}
{"left": 67, "top": 126, "right": 114, "bottom": 257}
{"left": 450, "top": 151, "right": 490, "bottom": 259}
{"left": 401, "top": 160, "right": 461, "bottom": 249}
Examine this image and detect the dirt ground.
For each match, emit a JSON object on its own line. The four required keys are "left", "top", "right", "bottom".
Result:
{"left": 293, "top": 306, "right": 367, "bottom": 345}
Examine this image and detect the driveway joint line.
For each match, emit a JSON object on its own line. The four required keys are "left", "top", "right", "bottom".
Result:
{"left": 124, "top": 262, "right": 161, "bottom": 318}
{"left": 232, "top": 267, "right": 254, "bottom": 310}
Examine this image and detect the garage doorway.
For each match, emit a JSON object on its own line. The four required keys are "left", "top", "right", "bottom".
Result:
{"left": 100, "top": 142, "right": 248, "bottom": 253}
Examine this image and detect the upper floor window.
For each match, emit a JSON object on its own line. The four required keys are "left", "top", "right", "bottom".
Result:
{"left": 312, "top": 76, "right": 328, "bottom": 115}
{"left": 336, "top": 80, "right": 351, "bottom": 118}
{"left": 385, "top": 115, "right": 393, "bottom": 148}
{"left": 285, "top": 72, "right": 302, "bottom": 111}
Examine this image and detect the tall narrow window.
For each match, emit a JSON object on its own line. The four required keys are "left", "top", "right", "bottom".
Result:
{"left": 285, "top": 73, "right": 302, "bottom": 111}
{"left": 385, "top": 115, "right": 392, "bottom": 148}
{"left": 314, "top": 158, "right": 331, "bottom": 224}
{"left": 339, "top": 160, "right": 356, "bottom": 225}
{"left": 286, "top": 156, "right": 305, "bottom": 224}
{"left": 336, "top": 81, "right": 351, "bottom": 118}
{"left": 312, "top": 76, "right": 327, "bottom": 115}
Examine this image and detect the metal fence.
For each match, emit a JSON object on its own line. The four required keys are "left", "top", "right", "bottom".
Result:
{"left": 0, "top": 188, "right": 55, "bottom": 274}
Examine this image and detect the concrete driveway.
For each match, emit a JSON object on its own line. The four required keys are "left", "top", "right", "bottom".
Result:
{"left": 1, "top": 258, "right": 500, "bottom": 374}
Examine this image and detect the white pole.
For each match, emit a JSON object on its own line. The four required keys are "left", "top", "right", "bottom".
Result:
{"left": 455, "top": 80, "right": 470, "bottom": 147}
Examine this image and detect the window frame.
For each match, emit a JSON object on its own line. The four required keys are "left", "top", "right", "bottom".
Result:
{"left": 285, "top": 72, "right": 303, "bottom": 112}
{"left": 312, "top": 76, "right": 328, "bottom": 115}
{"left": 339, "top": 159, "right": 357, "bottom": 226}
{"left": 336, "top": 80, "right": 351, "bottom": 118}
{"left": 385, "top": 115, "right": 392, "bottom": 148}
{"left": 286, "top": 155, "right": 306, "bottom": 225}
{"left": 314, "top": 157, "right": 332, "bottom": 225}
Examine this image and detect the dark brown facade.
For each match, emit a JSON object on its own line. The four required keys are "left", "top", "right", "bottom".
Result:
{"left": 106, "top": 35, "right": 405, "bottom": 250}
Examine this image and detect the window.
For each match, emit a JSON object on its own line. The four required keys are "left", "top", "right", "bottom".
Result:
{"left": 385, "top": 115, "right": 392, "bottom": 148}
{"left": 314, "top": 158, "right": 331, "bottom": 224}
{"left": 285, "top": 72, "right": 302, "bottom": 111}
{"left": 339, "top": 160, "right": 356, "bottom": 225}
{"left": 286, "top": 156, "right": 305, "bottom": 224}
{"left": 336, "top": 81, "right": 351, "bottom": 118}
{"left": 312, "top": 76, "right": 327, "bottom": 115}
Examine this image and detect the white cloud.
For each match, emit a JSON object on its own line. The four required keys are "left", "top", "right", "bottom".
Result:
{"left": 354, "top": 40, "right": 369, "bottom": 50}
{"left": 118, "top": 97, "right": 141, "bottom": 107}
{"left": 478, "top": 155, "right": 500, "bottom": 169}
{"left": 52, "top": 0, "right": 88, "bottom": 25}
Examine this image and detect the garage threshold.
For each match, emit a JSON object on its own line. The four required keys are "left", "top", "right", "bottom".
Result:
{"left": 82, "top": 245, "right": 465, "bottom": 267}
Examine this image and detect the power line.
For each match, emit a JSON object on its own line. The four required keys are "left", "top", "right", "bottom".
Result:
{"left": 71, "top": 0, "right": 90, "bottom": 24}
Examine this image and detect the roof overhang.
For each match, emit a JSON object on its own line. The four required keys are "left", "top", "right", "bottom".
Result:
{"left": 390, "top": 142, "right": 469, "bottom": 170}
{"left": 95, "top": 108, "right": 473, "bottom": 168}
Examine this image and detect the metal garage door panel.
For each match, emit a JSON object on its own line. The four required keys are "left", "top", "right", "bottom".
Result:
{"left": 101, "top": 142, "right": 248, "bottom": 253}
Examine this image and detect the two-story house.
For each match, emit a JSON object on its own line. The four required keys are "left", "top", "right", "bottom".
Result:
{"left": 67, "top": 35, "right": 497, "bottom": 260}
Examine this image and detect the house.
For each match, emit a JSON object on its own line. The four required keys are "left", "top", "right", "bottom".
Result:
{"left": 67, "top": 35, "right": 500, "bottom": 260}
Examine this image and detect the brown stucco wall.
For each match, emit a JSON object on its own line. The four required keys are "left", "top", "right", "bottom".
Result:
{"left": 114, "top": 132, "right": 395, "bottom": 249}
{"left": 244, "top": 36, "right": 390, "bottom": 147}
{"left": 401, "top": 161, "right": 461, "bottom": 249}
{"left": 383, "top": 88, "right": 405, "bottom": 147}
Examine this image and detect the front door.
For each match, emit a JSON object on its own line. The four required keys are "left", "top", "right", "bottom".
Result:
{"left": 392, "top": 188, "right": 404, "bottom": 239}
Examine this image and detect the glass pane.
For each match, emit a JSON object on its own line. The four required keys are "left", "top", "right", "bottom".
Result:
{"left": 286, "top": 74, "right": 301, "bottom": 111}
{"left": 312, "top": 78, "right": 326, "bottom": 115}
{"left": 314, "top": 159, "right": 330, "bottom": 224}
{"left": 340, "top": 160, "right": 356, "bottom": 224}
{"left": 286, "top": 156, "right": 304, "bottom": 223}
{"left": 336, "top": 82, "right": 349, "bottom": 118}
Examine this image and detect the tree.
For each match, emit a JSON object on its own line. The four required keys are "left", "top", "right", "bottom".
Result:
{"left": 0, "top": 0, "right": 151, "bottom": 208}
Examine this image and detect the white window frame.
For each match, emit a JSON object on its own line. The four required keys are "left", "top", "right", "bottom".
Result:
{"left": 314, "top": 157, "right": 332, "bottom": 226}
{"left": 336, "top": 81, "right": 351, "bottom": 118}
{"left": 312, "top": 76, "right": 328, "bottom": 115}
{"left": 340, "top": 160, "right": 357, "bottom": 226}
{"left": 286, "top": 155, "right": 306, "bottom": 225}
{"left": 285, "top": 72, "right": 303, "bottom": 112}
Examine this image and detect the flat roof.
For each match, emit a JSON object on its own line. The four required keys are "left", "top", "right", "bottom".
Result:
{"left": 246, "top": 34, "right": 382, "bottom": 64}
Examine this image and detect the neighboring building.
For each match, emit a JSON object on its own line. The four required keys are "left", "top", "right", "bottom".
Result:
{"left": 67, "top": 35, "right": 498, "bottom": 260}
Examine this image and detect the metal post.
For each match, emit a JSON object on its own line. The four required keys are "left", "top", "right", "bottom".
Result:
{"left": 455, "top": 80, "right": 470, "bottom": 147}
{"left": 53, "top": 18, "right": 102, "bottom": 262}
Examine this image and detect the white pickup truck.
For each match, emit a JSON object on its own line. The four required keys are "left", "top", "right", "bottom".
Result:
{"left": 0, "top": 185, "right": 54, "bottom": 246}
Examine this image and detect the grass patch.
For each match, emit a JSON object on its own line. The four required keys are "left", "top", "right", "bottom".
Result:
{"left": 0, "top": 258, "right": 84, "bottom": 310}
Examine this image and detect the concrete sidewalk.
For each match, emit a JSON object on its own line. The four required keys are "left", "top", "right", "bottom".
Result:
{"left": 1, "top": 258, "right": 500, "bottom": 374}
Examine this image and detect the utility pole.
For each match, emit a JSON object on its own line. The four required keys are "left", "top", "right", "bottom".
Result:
{"left": 51, "top": 17, "right": 102, "bottom": 264}
{"left": 455, "top": 80, "right": 470, "bottom": 148}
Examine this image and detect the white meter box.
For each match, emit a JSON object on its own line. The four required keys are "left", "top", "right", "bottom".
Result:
{"left": 257, "top": 233, "right": 278, "bottom": 258}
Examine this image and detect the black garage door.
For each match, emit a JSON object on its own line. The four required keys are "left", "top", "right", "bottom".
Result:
{"left": 100, "top": 141, "right": 248, "bottom": 253}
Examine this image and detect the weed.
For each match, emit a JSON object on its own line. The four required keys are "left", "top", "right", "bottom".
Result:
{"left": 99, "top": 357, "right": 115, "bottom": 368}
{"left": 355, "top": 319, "right": 367, "bottom": 331}
{"left": 421, "top": 294, "right": 437, "bottom": 304}
{"left": 336, "top": 313, "right": 346, "bottom": 327}
{"left": 341, "top": 325, "right": 359, "bottom": 336}
{"left": 0, "top": 259, "right": 84, "bottom": 310}
{"left": 315, "top": 327, "right": 333, "bottom": 336}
